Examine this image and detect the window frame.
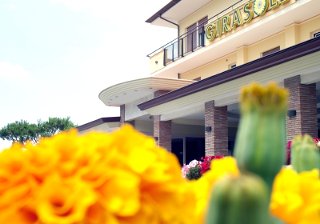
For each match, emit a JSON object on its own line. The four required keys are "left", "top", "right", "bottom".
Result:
{"left": 261, "top": 46, "right": 280, "bottom": 57}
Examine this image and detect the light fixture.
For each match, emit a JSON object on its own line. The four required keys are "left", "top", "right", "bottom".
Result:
{"left": 287, "top": 109, "right": 297, "bottom": 118}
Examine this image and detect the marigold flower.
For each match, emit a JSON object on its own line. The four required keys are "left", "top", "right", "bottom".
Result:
{"left": 189, "top": 157, "right": 240, "bottom": 223}
{"left": 36, "top": 175, "right": 97, "bottom": 224}
{"left": 0, "top": 125, "right": 198, "bottom": 224}
{"left": 270, "top": 167, "right": 320, "bottom": 224}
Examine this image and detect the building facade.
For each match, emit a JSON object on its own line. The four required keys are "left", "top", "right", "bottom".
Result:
{"left": 99, "top": 0, "right": 320, "bottom": 165}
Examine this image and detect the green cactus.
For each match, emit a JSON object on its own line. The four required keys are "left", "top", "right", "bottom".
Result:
{"left": 291, "top": 135, "right": 320, "bottom": 172}
{"left": 205, "top": 174, "right": 270, "bottom": 224}
{"left": 234, "top": 82, "right": 288, "bottom": 190}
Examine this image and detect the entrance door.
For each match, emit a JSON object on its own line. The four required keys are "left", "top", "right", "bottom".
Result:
{"left": 186, "top": 137, "right": 205, "bottom": 164}
{"left": 172, "top": 138, "right": 183, "bottom": 165}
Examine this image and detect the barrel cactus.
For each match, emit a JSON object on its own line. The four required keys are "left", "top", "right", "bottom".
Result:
{"left": 234, "top": 82, "right": 288, "bottom": 190}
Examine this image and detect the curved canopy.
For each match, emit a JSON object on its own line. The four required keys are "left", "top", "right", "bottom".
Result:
{"left": 99, "top": 77, "right": 194, "bottom": 106}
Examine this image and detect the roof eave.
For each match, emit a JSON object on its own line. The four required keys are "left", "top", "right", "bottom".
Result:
{"left": 77, "top": 117, "right": 120, "bottom": 132}
{"left": 145, "top": 0, "right": 181, "bottom": 23}
{"left": 138, "top": 37, "right": 320, "bottom": 110}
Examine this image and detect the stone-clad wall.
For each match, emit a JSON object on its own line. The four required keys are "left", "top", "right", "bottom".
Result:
{"left": 205, "top": 100, "right": 228, "bottom": 156}
{"left": 284, "top": 75, "right": 317, "bottom": 141}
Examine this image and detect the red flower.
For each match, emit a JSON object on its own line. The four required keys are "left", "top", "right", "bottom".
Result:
{"left": 199, "top": 155, "right": 223, "bottom": 174}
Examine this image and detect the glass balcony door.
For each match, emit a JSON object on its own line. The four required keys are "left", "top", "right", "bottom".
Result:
{"left": 186, "top": 23, "right": 197, "bottom": 53}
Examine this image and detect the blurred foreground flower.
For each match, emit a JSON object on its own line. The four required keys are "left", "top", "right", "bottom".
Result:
{"left": 270, "top": 167, "right": 320, "bottom": 224}
{"left": 0, "top": 125, "right": 198, "bottom": 224}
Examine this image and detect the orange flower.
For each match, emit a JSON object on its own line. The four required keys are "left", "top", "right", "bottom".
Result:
{"left": 188, "top": 157, "right": 240, "bottom": 223}
{"left": 270, "top": 167, "right": 320, "bottom": 224}
{"left": 0, "top": 125, "right": 199, "bottom": 223}
{"left": 36, "top": 175, "right": 96, "bottom": 224}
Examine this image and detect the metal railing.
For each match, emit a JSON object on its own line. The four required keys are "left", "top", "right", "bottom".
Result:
{"left": 162, "top": 29, "right": 206, "bottom": 66}
{"left": 147, "top": 0, "right": 245, "bottom": 66}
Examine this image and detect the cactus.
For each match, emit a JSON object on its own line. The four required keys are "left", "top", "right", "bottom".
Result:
{"left": 291, "top": 134, "right": 320, "bottom": 172}
{"left": 205, "top": 174, "right": 270, "bottom": 224}
{"left": 234, "top": 82, "right": 288, "bottom": 190}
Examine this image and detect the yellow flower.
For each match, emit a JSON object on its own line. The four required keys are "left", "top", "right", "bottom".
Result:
{"left": 270, "top": 167, "right": 320, "bottom": 224}
{"left": 0, "top": 144, "right": 37, "bottom": 223}
{"left": 0, "top": 125, "right": 199, "bottom": 224}
{"left": 24, "top": 142, "right": 59, "bottom": 182}
{"left": 36, "top": 174, "right": 97, "bottom": 224}
{"left": 189, "top": 157, "right": 240, "bottom": 223}
{"left": 97, "top": 170, "right": 140, "bottom": 217}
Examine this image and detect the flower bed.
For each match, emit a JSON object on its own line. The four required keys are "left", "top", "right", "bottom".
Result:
{"left": 182, "top": 155, "right": 223, "bottom": 180}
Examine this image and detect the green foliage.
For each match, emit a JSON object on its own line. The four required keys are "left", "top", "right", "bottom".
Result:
{"left": 38, "top": 117, "right": 75, "bottom": 137}
{"left": 0, "top": 117, "right": 75, "bottom": 144}
{"left": 186, "top": 166, "right": 202, "bottom": 180}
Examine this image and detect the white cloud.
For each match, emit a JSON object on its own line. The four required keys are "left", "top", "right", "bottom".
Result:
{"left": 50, "top": 0, "right": 171, "bottom": 20}
{"left": 0, "top": 61, "right": 30, "bottom": 80}
{"left": 0, "top": 0, "right": 176, "bottom": 127}
{"left": 50, "top": 0, "right": 106, "bottom": 14}
{"left": 7, "top": 3, "right": 17, "bottom": 11}
{"left": 0, "top": 139, "right": 11, "bottom": 151}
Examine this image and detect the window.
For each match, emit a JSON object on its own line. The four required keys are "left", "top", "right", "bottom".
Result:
{"left": 261, "top": 46, "right": 280, "bottom": 57}
{"left": 186, "top": 23, "right": 197, "bottom": 52}
{"left": 186, "top": 16, "right": 208, "bottom": 53}
{"left": 313, "top": 31, "right": 320, "bottom": 38}
{"left": 229, "top": 63, "right": 237, "bottom": 69}
{"left": 198, "top": 16, "right": 208, "bottom": 47}
{"left": 193, "top": 77, "right": 201, "bottom": 81}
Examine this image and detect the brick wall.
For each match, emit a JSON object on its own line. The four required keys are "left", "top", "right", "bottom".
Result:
{"left": 153, "top": 115, "right": 172, "bottom": 151}
{"left": 284, "top": 75, "right": 317, "bottom": 141}
{"left": 205, "top": 101, "right": 228, "bottom": 156}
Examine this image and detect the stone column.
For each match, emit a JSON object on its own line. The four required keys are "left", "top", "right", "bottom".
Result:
{"left": 284, "top": 75, "right": 317, "bottom": 141}
{"left": 153, "top": 115, "right": 172, "bottom": 151}
{"left": 205, "top": 101, "right": 228, "bottom": 156}
{"left": 120, "top": 105, "right": 125, "bottom": 125}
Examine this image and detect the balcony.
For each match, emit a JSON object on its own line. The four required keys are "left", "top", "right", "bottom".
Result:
{"left": 147, "top": 0, "right": 320, "bottom": 78}
{"left": 147, "top": 0, "right": 248, "bottom": 69}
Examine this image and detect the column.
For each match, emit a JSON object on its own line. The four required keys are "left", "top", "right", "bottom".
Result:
{"left": 284, "top": 23, "right": 299, "bottom": 48}
{"left": 284, "top": 75, "right": 317, "bottom": 141}
{"left": 205, "top": 101, "right": 228, "bottom": 156}
{"left": 153, "top": 115, "right": 172, "bottom": 151}
{"left": 236, "top": 46, "right": 248, "bottom": 66}
{"left": 120, "top": 105, "right": 125, "bottom": 125}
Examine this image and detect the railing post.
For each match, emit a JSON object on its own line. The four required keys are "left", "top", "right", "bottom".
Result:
{"left": 163, "top": 48, "right": 167, "bottom": 66}
{"left": 181, "top": 38, "right": 184, "bottom": 57}
{"left": 191, "top": 32, "right": 194, "bottom": 52}
{"left": 172, "top": 43, "right": 175, "bottom": 62}
{"left": 200, "top": 31, "right": 205, "bottom": 47}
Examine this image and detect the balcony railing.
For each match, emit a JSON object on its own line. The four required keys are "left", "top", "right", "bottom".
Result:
{"left": 162, "top": 29, "right": 206, "bottom": 66}
{"left": 147, "top": 0, "right": 244, "bottom": 66}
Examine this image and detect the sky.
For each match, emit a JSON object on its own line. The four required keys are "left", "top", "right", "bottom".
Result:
{"left": 0, "top": 0, "right": 176, "bottom": 147}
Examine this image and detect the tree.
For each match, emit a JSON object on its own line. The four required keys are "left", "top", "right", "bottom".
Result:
{"left": 0, "top": 117, "right": 75, "bottom": 144}
{"left": 38, "top": 117, "right": 75, "bottom": 137}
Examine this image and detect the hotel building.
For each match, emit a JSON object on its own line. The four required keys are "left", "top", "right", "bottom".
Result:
{"left": 98, "top": 0, "right": 320, "bottom": 165}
